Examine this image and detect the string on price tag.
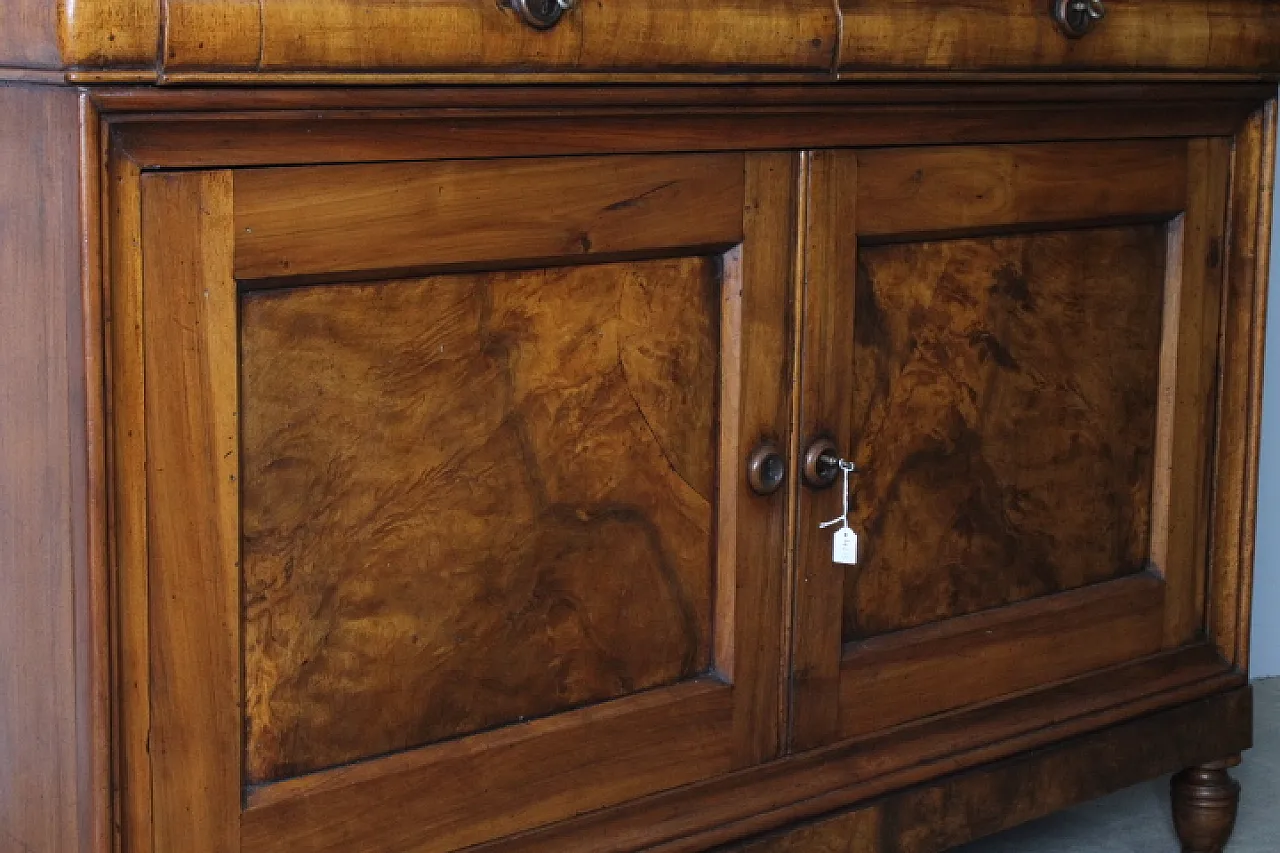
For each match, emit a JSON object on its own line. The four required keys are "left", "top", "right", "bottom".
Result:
{"left": 819, "top": 459, "right": 859, "bottom": 565}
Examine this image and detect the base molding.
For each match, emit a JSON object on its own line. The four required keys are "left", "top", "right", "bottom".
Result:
{"left": 721, "top": 686, "right": 1252, "bottom": 852}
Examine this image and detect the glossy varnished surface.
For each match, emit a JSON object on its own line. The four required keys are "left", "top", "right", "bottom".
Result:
{"left": 241, "top": 257, "right": 720, "bottom": 782}
{"left": 845, "top": 226, "right": 1166, "bottom": 639}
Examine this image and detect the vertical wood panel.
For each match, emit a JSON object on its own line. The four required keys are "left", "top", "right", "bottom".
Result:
{"left": 106, "top": 149, "right": 153, "bottom": 853}
{"left": 728, "top": 153, "right": 797, "bottom": 765}
{"left": 1210, "top": 103, "right": 1277, "bottom": 670}
{"left": 789, "top": 149, "right": 858, "bottom": 753}
{"left": 0, "top": 82, "right": 90, "bottom": 853}
{"left": 1154, "top": 138, "right": 1232, "bottom": 648}
{"left": 76, "top": 92, "right": 112, "bottom": 853}
{"left": 142, "top": 171, "right": 241, "bottom": 850}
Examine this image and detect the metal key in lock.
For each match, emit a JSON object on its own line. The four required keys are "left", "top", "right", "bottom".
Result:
{"left": 819, "top": 458, "right": 859, "bottom": 565}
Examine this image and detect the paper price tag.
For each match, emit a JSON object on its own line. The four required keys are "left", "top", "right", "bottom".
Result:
{"left": 833, "top": 527, "right": 858, "bottom": 565}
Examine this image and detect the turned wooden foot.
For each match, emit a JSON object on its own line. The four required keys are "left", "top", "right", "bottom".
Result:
{"left": 1171, "top": 758, "right": 1241, "bottom": 853}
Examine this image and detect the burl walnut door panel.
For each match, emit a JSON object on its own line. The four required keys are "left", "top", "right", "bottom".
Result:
{"left": 239, "top": 258, "right": 720, "bottom": 783}
{"left": 136, "top": 153, "right": 797, "bottom": 852}
{"left": 790, "top": 140, "right": 1230, "bottom": 750}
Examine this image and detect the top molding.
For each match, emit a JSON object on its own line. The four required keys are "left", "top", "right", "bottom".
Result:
{"left": 3, "top": 0, "right": 1278, "bottom": 83}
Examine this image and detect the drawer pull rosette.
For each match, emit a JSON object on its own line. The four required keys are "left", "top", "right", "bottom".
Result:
{"left": 510, "top": 0, "right": 576, "bottom": 30}
{"left": 1053, "top": 0, "right": 1106, "bottom": 38}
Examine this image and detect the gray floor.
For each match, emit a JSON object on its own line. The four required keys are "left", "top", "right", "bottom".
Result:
{"left": 956, "top": 678, "right": 1279, "bottom": 853}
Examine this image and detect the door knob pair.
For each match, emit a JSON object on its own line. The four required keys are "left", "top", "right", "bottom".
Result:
{"left": 746, "top": 438, "right": 845, "bottom": 496}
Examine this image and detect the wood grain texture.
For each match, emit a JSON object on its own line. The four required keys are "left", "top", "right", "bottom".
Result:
{"left": 724, "top": 688, "right": 1252, "bottom": 853}
{"left": 140, "top": 170, "right": 241, "bottom": 851}
{"left": 163, "top": 0, "right": 260, "bottom": 70}
{"left": 575, "top": 0, "right": 836, "bottom": 70}
{"left": 241, "top": 0, "right": 835, "bottom": 73}
{"left": 59, "top": 0, "right": 161, "bottom": 68}
{"left": 0, "top": 82, "right": 93, "bottom": 853}
{"left": 855, "top": 141, "right": 1187, "bottom": 238}
{"left": 241, "top": 257, "right": 719, "bottom": 782}
{"left": 838, "top": 0, "right": 1280, "bottom": 73}
{"left": 254, "top": 0, "right": 834, "bottom": 72}
{"left": 837, "top": 574, "right": 1165, "bottom": 738}
{"left": 255, "top": 0, "right": 581, "bottom": 72}
{"left": 234, "top": 154, "right": 744, "bottom": 281}
{"left": 845, "top": 226, "right": 1167, "bottom": 639}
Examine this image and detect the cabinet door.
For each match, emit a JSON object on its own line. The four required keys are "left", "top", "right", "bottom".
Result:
{"left": 790, "top": 141, "right": 1229, "bottom": 750}
{"left": 133, "top": 153, "right": 795, "bottom": 852}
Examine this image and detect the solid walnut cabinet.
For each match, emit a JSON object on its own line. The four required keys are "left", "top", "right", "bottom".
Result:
{"left": 0, "top": 3, "right": 1276, "bottom": 853}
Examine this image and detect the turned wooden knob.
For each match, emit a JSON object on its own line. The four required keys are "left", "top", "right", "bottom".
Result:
{"left": 746, "top": 442, "right": 787, "bottom": 496}
{"left": 801, "top": 437, "right": 841, "bottom": 489}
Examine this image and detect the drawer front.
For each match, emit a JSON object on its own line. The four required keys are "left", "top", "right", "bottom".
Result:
{"left": 790, "top": 138, "right": 1231, "bottom": 750}
{"left": 131, "top": 153, "right": 797, "bottom": 852}
{"left": 161, "top": 0, "right": 839, "bottom": 73}
{"left": 839, "top": 0, "right": 1280, "bottom": 74}
{"left": 27, "top": 0, "right": 1280, "bottom": 77}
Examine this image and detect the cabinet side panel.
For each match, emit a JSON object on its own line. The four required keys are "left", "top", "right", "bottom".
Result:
{"left": 0, "top": 84, "right": 88, "bottom": 852}
{"left": 0, "top": 0, "right": 60, "bottom": 68}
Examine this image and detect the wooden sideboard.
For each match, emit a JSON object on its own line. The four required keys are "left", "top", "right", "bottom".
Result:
{"left": 1, "top": 2, "right": 1276, "bottom": 852}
